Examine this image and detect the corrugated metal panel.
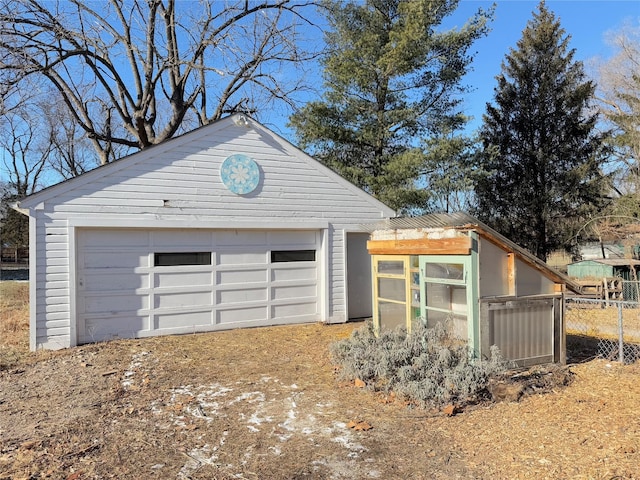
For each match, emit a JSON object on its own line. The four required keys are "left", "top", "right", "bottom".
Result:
{"left": 567, "top": 261, "right": 614, "bottom": 279}
{"left": 481, "top": 295, "right": 560, "bottom": 366}
{"left": 363, "top": 212, "right": 477, "bottom": 232}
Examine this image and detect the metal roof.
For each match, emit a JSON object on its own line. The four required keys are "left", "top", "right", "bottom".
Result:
{"left": 363, "top": 212, "right": 478, "bottom": 232}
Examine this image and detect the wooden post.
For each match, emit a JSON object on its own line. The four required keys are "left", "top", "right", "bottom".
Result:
{"left": 507, "top": 253, "right": 516, "bottom": 296}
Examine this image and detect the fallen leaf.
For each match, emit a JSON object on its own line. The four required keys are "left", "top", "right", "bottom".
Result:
{"left": 20, "top": 440, "right": 37, "bottom": 450}
{"left": 347, "top": 420, "right": 372, "bottom": 431}
{"left": 442, "top": 404, "right": 459, "bottom": 416}
{"left": 354, "top": 421, "right": 372, "bottom": 431}
{"left": 354, "top": 378, "right": 366, "bottom": 388}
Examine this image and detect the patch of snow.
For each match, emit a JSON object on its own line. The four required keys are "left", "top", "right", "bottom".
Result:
{"left": 229, "top": 391, "right": 265, "bottom": 405}
{"left": 176, "top": 432, "right": 229, "bottom": 479}
{"left": 121, "top": 351, "right": 151, "bottom": 389}
{"left": 269, "top": 445, "right": 282, "bottom": 456}
{"left": 247, "top": 411, "right": 273, "bottom": 429}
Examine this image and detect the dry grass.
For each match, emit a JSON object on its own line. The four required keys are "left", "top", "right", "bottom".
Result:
{"left": 2, "top": 288, "right": 640, "bottom": 478}
{"left": 0, "top": 281, "right": 30, "bottom": 369}
{"left": 1, "top": 320, "right": 639, "bottom": 479}
{"left": 566, "top": 305, "right": 640, "bottom": 343}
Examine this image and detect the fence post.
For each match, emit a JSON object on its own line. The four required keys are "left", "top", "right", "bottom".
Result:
{"left": 618, "top": 302, "right": 624, "bottom": 364}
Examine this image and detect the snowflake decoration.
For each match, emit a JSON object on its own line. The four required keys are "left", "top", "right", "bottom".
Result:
{"left": 220, "top": 154, "right": 260, "bottom": 195}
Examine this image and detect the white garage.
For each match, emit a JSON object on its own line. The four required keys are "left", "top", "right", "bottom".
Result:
{"left": 16, "top": 114, "right": 395, "bottom": 350}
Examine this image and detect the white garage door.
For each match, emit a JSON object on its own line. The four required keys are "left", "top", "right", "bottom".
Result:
{"left": 76, "top": 228, "right": 320, "bottom": 344}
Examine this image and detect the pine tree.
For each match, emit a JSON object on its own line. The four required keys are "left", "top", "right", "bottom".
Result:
{"left": 473, "top": 1, "right": 608, "bottom": 261}
{"left": 289, "top": 0, "right": 492, "bottom": 212}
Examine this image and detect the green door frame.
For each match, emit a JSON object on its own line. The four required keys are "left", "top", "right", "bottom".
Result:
{"left": 419, "top": 233, "right": 480, "bottom": 356}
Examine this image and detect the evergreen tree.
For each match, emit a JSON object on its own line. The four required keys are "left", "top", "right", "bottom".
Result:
{"left": 473, "top": 2, "right": 608, "bottom": 261}
{"left": 289, "top": 0, "right": 492, "bottom": 212}
{"left": 0, "top": 188, "right": 29, "bottom": 250}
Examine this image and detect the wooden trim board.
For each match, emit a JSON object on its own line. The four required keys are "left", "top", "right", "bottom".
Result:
{"left": 367, "top": 237, "right": 472, "bottom": 255}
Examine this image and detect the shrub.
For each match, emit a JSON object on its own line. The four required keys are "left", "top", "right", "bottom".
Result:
{"left": 330, "top": 320, "right": 512, "bottom": 408}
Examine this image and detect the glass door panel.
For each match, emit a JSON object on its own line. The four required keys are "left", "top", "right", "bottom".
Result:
{"left": 378, "top": 301, "right": 407, "bottom": 331}
{"left": 378, "top": 277, "right": 406, "bottom": 302}
{"left": 373, "top": 255, "right": 412, "bottom": 333}
{"left": 420, "top": 255, "right": 472, "bottom": 341}
{"left": 424, "top": 262, "right": 464, "bottom": 281}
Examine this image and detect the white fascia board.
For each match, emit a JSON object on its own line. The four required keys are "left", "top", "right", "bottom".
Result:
{"left": 67, "top": 216, "right": 330, "bottom": 230}
{"left": 10, "top": 201, "right": 29, "bottom": 216}
{"left": 248, "top": 118, "right": 397, "bottom": 218}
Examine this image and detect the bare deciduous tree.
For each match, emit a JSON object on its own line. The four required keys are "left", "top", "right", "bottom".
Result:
{"left": 595, "top": 22, "right": 640, "bottom": 195}
{"left": 0, "top": 104, "right": 51, "bottom": 248}
{"left": 0, "top": 0, "right": 319, "bottom": 165}
{"left": 1, "top": 107, "right": 50, "bottom": 198}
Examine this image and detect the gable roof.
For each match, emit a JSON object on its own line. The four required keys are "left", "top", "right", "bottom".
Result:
{"left": 366, "top": 212, "right": 583, "bottom": 294}
{"left": 17, "top": 113, "right": 395, "bottom": 217}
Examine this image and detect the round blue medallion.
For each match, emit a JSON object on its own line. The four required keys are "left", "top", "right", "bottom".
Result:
{"left": 220, "top": 154, "right": 260, "bottom": 195}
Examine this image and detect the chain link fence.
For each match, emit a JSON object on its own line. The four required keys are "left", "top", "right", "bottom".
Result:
{"left": 565, "top": 296, "right": 640, "bottom": 364}
{"left": 622, "top": 280, "right": 640, "bottom": 303}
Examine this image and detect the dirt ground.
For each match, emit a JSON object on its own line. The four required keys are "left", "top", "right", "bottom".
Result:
{"left": 1, "top": 318, "right": 639, "bottom": 480}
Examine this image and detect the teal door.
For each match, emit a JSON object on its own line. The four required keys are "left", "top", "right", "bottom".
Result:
{"left": 419, "top": 253, "right": 479, "bottom": 352}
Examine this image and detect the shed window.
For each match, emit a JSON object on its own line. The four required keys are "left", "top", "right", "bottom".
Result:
{"left": 271, "top": 250, "right": 316, "bottom": 263}
{"left": 154, "top": 252, "right": 211, "bottom": 266}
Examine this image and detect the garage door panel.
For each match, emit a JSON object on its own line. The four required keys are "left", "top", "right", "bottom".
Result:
{"left": 268, "top": 230, "right": 316, "bottom": 247}
{"left": 271, "top": 265, "right": 316, "bottom": 282}
{"left": 217, "top": 268, "right": 267, "bottom": 284}
{"left": 79, "top": 230, "right": 148, "bottom": 248}
{"left": 272, "top": 284, "right": 317, "bottom": 300}
{"left": 83, "top": 315, "right": 148, "bottom": 342}
{"left": 83, "top": 293, "right": 149, "bottom": 314}
{"left": 156, "top": 311, "right": 212, "bottom": 329}
{"left": 155, "top": 271, "right": 212, "bottom": 288}
{"left": 217, "top": 251, "right": 267, "bottom": 265}
{"left": 272, "top": 302, "right": 317, "bottom": 318}
{"left": 152, "top": 230, "right": 212, "bottom": 247}
{"left": 217, "top": 230, "right": 267, "bottom": 246}
{"left": 84, "top": 272, "right": 150, "bottom": 290}
{"left": 154, "top": 290, "right": 212, "bottom": 309}
{"left": 83, "top": 252, "right": 149, "bottom": 269}
{"left": 217, "top": 287, "right": 268, "bottom": 304}
{"left": 217, "top": 306, "right": 268, "bottom": 324}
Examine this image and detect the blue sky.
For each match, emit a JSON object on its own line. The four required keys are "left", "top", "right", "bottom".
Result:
{"left": 2, "top": 1, "right": 638, "bottom": 188}
{"left": 443, "top": 0, "right": 640, "bottom": 134}
{"left": 270, "top": 0, "right": 639, "bottom": 141}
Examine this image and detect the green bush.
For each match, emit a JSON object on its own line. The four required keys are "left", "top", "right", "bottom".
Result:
{"left": 330, "top": 320, "right": 512, "bottom": 408}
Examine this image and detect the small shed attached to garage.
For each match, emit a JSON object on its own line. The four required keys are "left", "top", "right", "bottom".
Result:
{"left": 366, "top": 213, "right": 582, "bottom": 366}
{"left": 15, "top": 114, "right": 395, "bottom": 350}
